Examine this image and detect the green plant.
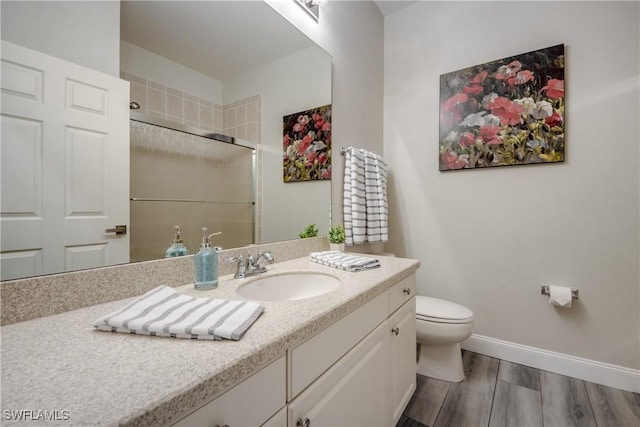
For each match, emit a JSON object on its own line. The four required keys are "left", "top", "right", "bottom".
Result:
{"left": 327, "top": 224, "right": 346, "bottom": 244}
{"left": 298, "top": 223, "right": 319, "bottom": 239}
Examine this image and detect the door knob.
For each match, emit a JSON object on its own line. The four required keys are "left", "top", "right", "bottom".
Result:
{"left": 105, "top": 225, "right": 127, "bottom": 235}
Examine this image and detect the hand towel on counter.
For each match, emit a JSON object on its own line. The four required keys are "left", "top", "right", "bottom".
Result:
{"left": 343, "top": 147, "right": 388, "bottom": 245}
{"left": 93, "top": 286, "right": 264, "bottom": 341}
{"left": 310, "top": 251, "right": 380, "bottom": 272}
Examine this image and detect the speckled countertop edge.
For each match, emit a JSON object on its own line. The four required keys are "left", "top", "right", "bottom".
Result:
{"left": 0, "top": 237, "right": 329, "bottom": 325}
{"left": 1, "top": 254, "right": 419, "bottom": 427}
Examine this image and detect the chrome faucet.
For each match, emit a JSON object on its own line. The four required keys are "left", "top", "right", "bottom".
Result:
{"left": 228, "top": 251, "right": 274, "bottom": 279}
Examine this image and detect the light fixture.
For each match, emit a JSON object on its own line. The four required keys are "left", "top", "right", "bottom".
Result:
{"left": 295, "top": 0, "right": 327, "bottom": 22}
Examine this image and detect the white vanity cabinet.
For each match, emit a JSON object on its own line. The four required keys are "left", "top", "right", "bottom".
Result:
{"left": 263, "top": 407, "right": 288, "bottom": 427}
{"left": 288, "top": 321, "right": 391, "bottom": 427}
{"left": 170, "top": 273, "right": 417, "bottom": 427}
{"left": 288, "top": 274, "right": 417, "bottom": 427}
{"left": 388, "top": 275, "right": 418, "bottom": 425}
{"left": 389, "top": 294, "right": 417, "bottom": 425}
{"left": 171, "top": 356, "right": 286, "bottom": 427}
{"left": 288, "top": 292, "right": 389, "bottom": 400}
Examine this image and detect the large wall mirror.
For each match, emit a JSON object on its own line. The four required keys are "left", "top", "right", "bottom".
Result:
{"left": 0, "top": 1, "right": 332, "bottom": 280}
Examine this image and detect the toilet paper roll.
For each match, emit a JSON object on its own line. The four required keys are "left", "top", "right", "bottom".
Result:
{"left": 549, "top": 285, "right": 572, "bottom": 308}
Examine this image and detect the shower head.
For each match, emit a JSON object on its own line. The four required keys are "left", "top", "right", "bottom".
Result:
{"left": 129, "top": 101, "right": 141, "bottom": 110}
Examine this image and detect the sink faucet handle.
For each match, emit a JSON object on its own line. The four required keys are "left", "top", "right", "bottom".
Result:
{"left": 258, "top": 251, "right": 274, "bottom": 264}
{"left": 227, "top": 254, "right": 243, "bottom": 263}
{"left": 227, "top": 254, "right": 247, "bottom": 278}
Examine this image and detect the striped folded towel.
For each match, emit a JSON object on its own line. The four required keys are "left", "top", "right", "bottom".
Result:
{"left": 309, "top": 251, "right": 380, "bottom": 272}
{"left": 93, "top": 286, "right": 264, "bottom": 341}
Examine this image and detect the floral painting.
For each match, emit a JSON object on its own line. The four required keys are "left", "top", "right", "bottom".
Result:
{"left": 283, "top": 104, "right": 332, "bottom": 182}
{"left": 439, "top": 44, "right": 565, "bottom": 171}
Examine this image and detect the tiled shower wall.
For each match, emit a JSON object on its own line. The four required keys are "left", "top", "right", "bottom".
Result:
{"left": 222, "top": 96, "right": 262, "bottom": 145}
{"left": 122, "top": 72, "right": 264, "bottom": 245}
{"left": 129, "top": 125, "right": 255, "bottom": 261}
{"left": 122, "top": 72, "right": 262, "bottom": 146}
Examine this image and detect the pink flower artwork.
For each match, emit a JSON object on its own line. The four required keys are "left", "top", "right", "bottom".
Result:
{"left": 283, "top": 104, "right": 332, "bottom": 182}
{"left": 439, "top": 44, "right": 565, "bottom": 171}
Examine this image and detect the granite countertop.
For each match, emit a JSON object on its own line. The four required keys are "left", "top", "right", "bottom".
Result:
{"left": 1, "top": 255, "right": 419, "bottom": 427}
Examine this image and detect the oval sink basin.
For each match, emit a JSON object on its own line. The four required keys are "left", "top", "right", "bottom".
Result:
{"left": 236, "top": 272, "right": 341, "bottom": 301}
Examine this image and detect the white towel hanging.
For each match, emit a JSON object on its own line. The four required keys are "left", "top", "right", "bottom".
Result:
{"left": 343, "top": 147, "right": 388, "bottom": 245}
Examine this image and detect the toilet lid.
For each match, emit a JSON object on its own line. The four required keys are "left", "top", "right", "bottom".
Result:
{"left": 416, "top": 296, "right": 474, "bottom": 323}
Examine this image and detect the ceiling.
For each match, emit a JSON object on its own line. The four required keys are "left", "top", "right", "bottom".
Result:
{"left": 374, "top": 1, "right": 417, "bottom": 16}
{"left": 120, "top": 1, "right": 417, "bottom": 81}
{"left": 120, "top": 1, "right": 315, "bottom": 81}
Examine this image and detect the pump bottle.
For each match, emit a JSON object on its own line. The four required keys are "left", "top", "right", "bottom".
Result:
{"left": 194, "top": 227, "right": 221, "bottom": 289}
{"left": 165, "top": 225, "right": 188, "bottom": 257}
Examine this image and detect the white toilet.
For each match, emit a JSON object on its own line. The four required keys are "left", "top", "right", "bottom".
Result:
{"left": 415, "top": 296, "right": 474, "bottom": 382}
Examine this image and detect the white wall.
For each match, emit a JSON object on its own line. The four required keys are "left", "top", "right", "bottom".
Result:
{"left": 265, "top": 0, "right": 385, "bottom": 231}
{"left": 0, "top": 1, "right": 119, "bottom": 76}
{"left": 384, "top": 1, "right": 639, "bottom": 370}
{"left": 120, "top": 41, "right": 223, "bottom": 104}
{"left": 224, "top": 46, "right": 332, "bottom": 242}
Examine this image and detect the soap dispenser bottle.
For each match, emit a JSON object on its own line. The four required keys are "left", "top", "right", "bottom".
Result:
{"left": 165, "top": 225, "right": 188, "bottom": 257}
{"left": 194, "top": 227, "right": 222, "bottom": 290}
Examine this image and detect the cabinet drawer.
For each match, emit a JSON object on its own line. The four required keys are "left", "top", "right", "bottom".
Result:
{"left": 172, "top": 356, "right": 286, "bottom": 427}
{"left": 289, "top": 291, "right": 389, "bottom": 400}
{"left": 389, "top": 274, "right": 416, "bottom": 314}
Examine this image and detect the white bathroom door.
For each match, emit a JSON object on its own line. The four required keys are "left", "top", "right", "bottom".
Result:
{"left": 0, "top": 41, "right": 130, "bottom": 280}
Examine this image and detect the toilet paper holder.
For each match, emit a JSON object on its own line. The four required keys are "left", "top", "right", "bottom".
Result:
{"left": 540, "top": 285, "right": 579, "bottom": 300}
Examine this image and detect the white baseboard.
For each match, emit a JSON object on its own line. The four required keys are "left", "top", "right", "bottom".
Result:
{"left": 462, "top": 334, "right": 640, "bottom": 393}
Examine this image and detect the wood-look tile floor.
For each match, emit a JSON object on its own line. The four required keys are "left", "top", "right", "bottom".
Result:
{"left": 397, "top": 351, "right": 640, "bottom": 427}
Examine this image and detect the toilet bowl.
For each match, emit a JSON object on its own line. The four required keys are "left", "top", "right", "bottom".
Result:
{"left": 415, "top": 296, "right": 474, "bottom": 382}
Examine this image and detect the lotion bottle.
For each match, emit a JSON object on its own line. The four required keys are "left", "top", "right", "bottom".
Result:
{"left": 194, "top": 227, "right": 221, "bottom": 289}
{"left": 165, "top": 225, "right": 188, "bottom": 257}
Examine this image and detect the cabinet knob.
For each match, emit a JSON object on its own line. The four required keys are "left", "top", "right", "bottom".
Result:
{"left": 403, "top": 288, "right": 411, "bottom": 295}
{"left": 214, "top": 425, "right": 229, "bottom": 427}
{"left": 296, "top": 417, "right": 311, "bottom": 427}
{"left": 392, "top": 327, "right": 400, "bottom": 336}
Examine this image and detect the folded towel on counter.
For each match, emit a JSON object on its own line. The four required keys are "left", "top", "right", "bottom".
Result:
{"left": 310, "top": 251, "right": 380, "bottom": 272}
{"left": 93, "top": 286, "right": 264, "bottom": 341}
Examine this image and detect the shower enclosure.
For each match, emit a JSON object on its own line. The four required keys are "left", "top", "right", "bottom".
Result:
{"left": 129, "top": 115, "right": 255, "bottom": 262}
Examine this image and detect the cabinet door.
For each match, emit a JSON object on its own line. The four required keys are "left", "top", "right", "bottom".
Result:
{"left": 172, "top": 356, "right": 285, "bottom": 427}
{"left": 289, "top": 291, "right": 388, "bottom": 400}
{"left": 288, "top": 322, "right": 390, "bottom": 427}
{"left": 389, "top": 298, "right": 417, "bottom": 426}
{"left": 262, "top": 406, "right": 287, "bottom": 427}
